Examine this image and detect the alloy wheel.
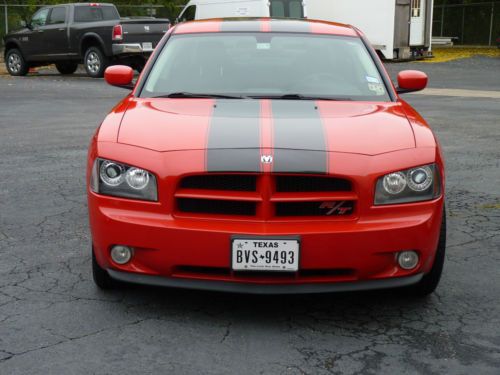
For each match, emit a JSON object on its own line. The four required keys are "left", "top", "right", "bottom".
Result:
{"left": 8, "top": 53, "right": 22, "bottom": 74}
{"left": 86, "top": 52, "right": 101, "bottom": 74}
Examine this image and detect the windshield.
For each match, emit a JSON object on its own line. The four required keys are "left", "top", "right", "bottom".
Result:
{"left": 141, "top": 33, "right": 390, "bottom": 101}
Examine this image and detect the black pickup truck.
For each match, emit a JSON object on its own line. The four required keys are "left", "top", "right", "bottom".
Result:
{"left": 2, "top": 3, "right": 169, "bottom": 78}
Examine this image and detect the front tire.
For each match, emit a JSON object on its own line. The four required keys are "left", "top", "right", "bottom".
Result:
{"left": 84, "top": 46, "right": 109, "bottom": 78}
{"left": 407, "top": 209, "right": 446, "bottom": 297}
{"left": 5, "top": 48, "right": 29, "bottom": 76}
{"left": 55, "top": 61, "right": 78, "bottom": 75}
{"left": 92, "top": 248, "right": 116, "bottom": 289}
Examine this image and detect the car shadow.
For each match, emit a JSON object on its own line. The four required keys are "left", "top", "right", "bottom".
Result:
{"left": 102, "top": 282, "right": 437, "bottom": 325}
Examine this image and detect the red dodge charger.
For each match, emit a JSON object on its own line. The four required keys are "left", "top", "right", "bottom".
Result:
{"left": 87, "top": 18, "right": 446, "bottom": 295}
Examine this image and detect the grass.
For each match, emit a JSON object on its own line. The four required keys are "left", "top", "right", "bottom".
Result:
{"left": 418, "top": 47, "right": 500, "bottom": 63}
{"left": 481, "top": 203, "right": 500, "bottom": 210}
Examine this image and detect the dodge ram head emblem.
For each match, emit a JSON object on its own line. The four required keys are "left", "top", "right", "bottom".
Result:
{"left": 261, "top": 155, "right": 273, "bottom": 164}
{"left": 144, "top": 26, "right": 150, "bottom": 32}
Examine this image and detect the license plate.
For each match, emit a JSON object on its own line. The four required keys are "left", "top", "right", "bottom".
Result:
{"left": 231, "top": 238, "right": 300, "bottom": 272}
{"left": 142, "top": 42, "right": 153, "bottom": 51}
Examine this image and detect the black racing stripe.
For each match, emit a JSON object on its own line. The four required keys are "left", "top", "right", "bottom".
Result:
{"left": 272, "top": 101, "right": 327, "bottom": 174}
{"left": 270, "top": 19, "right": 311, "bottom": 33}
{"left": 207, "top": 100, "right": 261, "bottom": 172}
{"left": 220, "top": 19, "right": 262, "bottom": 32}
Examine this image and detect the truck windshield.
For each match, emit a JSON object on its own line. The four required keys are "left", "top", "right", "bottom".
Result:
{"left": 141, "top": 33, "right": 390, "bottom": 102}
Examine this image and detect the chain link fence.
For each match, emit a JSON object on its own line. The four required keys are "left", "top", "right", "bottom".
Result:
{"left": 433, "top": 1, "right": 499, "bottom": 45}
{"left": 2, "top": 2, "right": 499, "bottom": 47}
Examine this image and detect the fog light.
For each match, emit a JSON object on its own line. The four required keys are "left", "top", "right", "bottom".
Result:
{"left": 110, "top": 245, "right": 132, "bottom": 265}
{"left": 398, "top": 251, "right": 419, "bottom": 270}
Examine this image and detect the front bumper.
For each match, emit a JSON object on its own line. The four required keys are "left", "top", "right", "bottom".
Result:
{"left": 90, "top": 192, "right": 444, "bottom": 292}
{"left": 112, "top": 43, "right": 154, "bottom": 56}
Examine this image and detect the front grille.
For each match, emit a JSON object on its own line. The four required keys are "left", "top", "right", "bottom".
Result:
{"left": 174, "top": 266, "right": 231, "bottom": 277}
{"left": 173, "top": 265, "right": 356, "bottom": 281}
{"left": 177, "top": 198, "right": 256, "bottom": 216}
{"left": 276, "top": 201, "right": 355, "bottom": 217}
{"left": 276, "top": 175, "right": 351, "bottom": 192}
{"left": 181, "top": 174, "right": 257, "bottom": 191}
{"left": 175, "top": 174, "right": 356, "bottom": 219}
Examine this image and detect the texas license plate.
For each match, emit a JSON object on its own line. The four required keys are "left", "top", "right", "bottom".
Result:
{"left": 142, "top": 42, "right": 153, "bottom": 51}
{"left": 231, "top": 238, "right": 300, "bottom": 272}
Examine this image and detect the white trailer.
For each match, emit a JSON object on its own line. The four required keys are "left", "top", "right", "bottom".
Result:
{"left": 176, "top": 0, "right": 306, "bottom": 22}
{"left": 306, "top": 0, "right": 434, "bottom": 60}
{"left": 176, "top": 0, "right": 433, "bottom": 60}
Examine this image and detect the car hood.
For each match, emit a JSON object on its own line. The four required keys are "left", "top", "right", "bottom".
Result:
{"left": 118, "top": 98, "right": 415, "bottom": 156}
{"left": 5, "top": 28, "right": 31, "bottom": 38}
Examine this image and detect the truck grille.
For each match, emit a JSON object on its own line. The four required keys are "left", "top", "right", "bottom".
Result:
{"left": 175, "top": 174, "right": 356, "bottom": 219}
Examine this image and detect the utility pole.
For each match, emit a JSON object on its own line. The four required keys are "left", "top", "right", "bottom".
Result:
{"left": 440, "top": 5, "right": 444, "bottom": 37}
{"left": 4, "top": 1, "right": 8, "bottom": 35}
{"left": 488, "top": 2, "right": 494, "bottom": 46}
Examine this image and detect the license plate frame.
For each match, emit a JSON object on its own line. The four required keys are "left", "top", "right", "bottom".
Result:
{"left": 231, "top": 236, "right": 300, "bottom": 272}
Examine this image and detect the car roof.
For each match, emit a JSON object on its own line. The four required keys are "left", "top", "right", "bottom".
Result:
{"left": 173, "top": 18, "right": 359, "bottom": 37}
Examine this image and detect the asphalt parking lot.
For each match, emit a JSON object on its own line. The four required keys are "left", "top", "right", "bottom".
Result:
{"left": 0, "top": 56, "right": 499, "bottom": 374}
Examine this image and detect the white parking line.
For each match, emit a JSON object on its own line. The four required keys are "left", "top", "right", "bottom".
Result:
{"left": 411, "top": 88, "right": 500, "bottom": 99}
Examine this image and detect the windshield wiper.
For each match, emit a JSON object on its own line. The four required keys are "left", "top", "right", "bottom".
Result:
{"left": 154, "top": 92, "right": 248, "bottom": 99}
{"left": 250, "top": 94, "right": 352, "bottom": 101}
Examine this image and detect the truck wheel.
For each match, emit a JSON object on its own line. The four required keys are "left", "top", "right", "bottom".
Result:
{"left": 84, "top": 46, "right": 109, "bottom": 78}
{"left": 5, "top": 49, "right": 29, "bottom": 76}
{"left": 407, "top": 208, "right": 446, "bottom": 297}
{"left": 55, "top": 61, "right": 78, "bottom": 75}
{"left": 92, "top": 247, "right": 116, "bottom": 289}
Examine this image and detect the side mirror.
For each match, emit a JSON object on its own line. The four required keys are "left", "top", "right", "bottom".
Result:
{"left": 21, "top": 20, "right": 32, "bottom": 29}
{"left": 105, "top": 65, "right": 134, "bottom": 90}
{"left": 396, "top": 70, "right": 428, "bottom": 94}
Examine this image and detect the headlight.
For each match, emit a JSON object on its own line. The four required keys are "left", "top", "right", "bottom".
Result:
{"left": 375, "top": 163, "right": 440, "bottom": 205}
{"left": 90, "top": 158, "right": 158, "bottom": 201}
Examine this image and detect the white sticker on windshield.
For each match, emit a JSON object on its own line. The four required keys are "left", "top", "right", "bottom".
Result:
{"left": 368, "top": 83, "right": 385, "bottom": 96}
{"left": 257, "top": 43, "right": 271, "bottom": 50}
{"left": 366, "top": 76, "right": 380, "bottom": 83}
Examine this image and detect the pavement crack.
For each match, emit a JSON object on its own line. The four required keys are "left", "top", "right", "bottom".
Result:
{"left": 0, "top": 318, "right": 150, "bottom": 363}
{"left": 220, "top": 322, "right": 232, "bottom": 343}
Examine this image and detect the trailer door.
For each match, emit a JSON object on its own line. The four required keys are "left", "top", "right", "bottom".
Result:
{"left": 410, "top": 0, "right": 425, "bottom": 46}
{"left": 270, "top": 0, "right": 304, "bottom": 18}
